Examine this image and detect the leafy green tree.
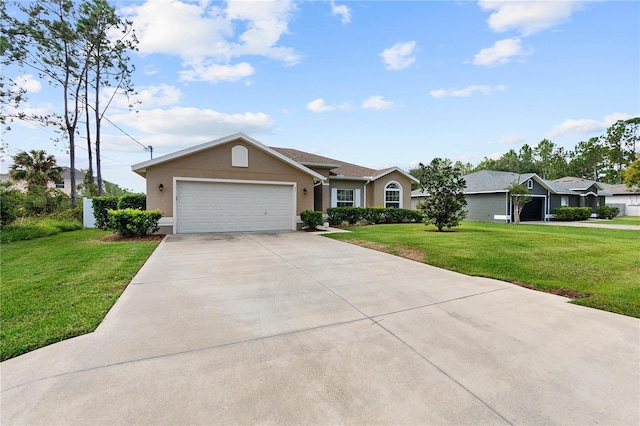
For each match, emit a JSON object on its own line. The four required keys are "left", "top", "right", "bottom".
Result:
{"left": 3, "top": 0, "right": 96, "bottom": 208}
{"left": 567, "top": 137, "right": 606, "bottom": 181}
{"left": 506, "top": 180, "right": 532, "bottom": 224}
{"left": 9, "top": 149, "right": 62, "bottom": 191}
{"left": 622, "top": 155, "right": 640, "bottom": 190}
{"left": 601, "top": 118, "right": 640, "bottom": 183}
{"left": 78, "top": 0, "right": 137, "bottom": 195}
{"left": 418, "top": 158, "right": 467, "bottom": 231}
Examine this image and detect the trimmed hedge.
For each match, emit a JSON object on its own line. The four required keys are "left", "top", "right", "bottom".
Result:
{"left": 553, "top": 207, "right": 592, "bottom": 221}
{"left": 327, "top": 207, "right": 423, "bottom": 225}
{"left": 106, "top": 209, "right": 162, "bottom": 237}
{"left": 300, "top": 210, "right": 323, "bottom": 229}
{"left": 597, "top": 205, "right": 620, "bottom": 219}
{"left": 92, "top": 196, "right": 118, "bottom": 229}
{"left": 118, "top": 193, "right": 146, "bottom": 210}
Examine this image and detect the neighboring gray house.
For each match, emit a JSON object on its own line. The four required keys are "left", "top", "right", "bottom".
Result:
{"left": 412, "top": 170, "right": 609, "bottom": 222}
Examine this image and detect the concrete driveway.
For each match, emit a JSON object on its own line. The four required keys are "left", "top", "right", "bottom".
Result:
{"left": 1, "top": 232, "right": 638, "bottom": 425}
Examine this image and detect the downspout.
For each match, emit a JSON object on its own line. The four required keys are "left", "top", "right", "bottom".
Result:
{"left": 363, "top": 179, "right": 371, "bottom": 207}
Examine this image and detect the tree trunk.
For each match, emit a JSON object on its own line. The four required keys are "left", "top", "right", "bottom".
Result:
{"left": 95, "top": 57, "right": 103, "bottom": 196}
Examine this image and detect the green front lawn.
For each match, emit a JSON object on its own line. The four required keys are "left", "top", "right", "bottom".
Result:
{"left": 608, "top": 216, "right": 640, "bottom": 226}
{"left": 325, "top": 222, "right": 640, "bottom": 318}
{"left": 1, "top": 229, "right": 161, "bottom": 361}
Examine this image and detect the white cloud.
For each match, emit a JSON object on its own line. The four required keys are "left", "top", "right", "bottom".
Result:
{"left": 479, "top": 1, "right": 586, "bottom": 36}
{"left": 110, "top": 107, "right": 273, "bottom": 137}
{"left": 361, "top": 96, "right": 395, "bottom": 110}
{"left": 430, "top": 84, "right": 506, "bottom": 98}
{"left": 496, "top": 134, "right": 526, "bottom": 145}
{"left": 14, "top": 74, "right": 42, "bottom": 93}
{"left": 330, "top": 0, "right": 351, "bottom": 24}
{"left": 122, "top": 0, "right": 301, "bottom": 70}
{"left": 307, "top": 98, "right": 349, "bottom": 113}
{"left": 545, "top": 113, "right": 633, "bottom": 138}
{"left": 473, "top": 38, "right": 531, "bottom": 67}
{"left": 101, "top": 84, "right": 183, "bottom": 109}
{"left": 380, "top": 41, "right": 417, "bottom": 71}
{"left": 179, "top": 62, "right": 255, "bottom": 83}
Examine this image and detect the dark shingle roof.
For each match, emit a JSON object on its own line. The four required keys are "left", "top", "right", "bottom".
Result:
{"left": 270, "top": 147, "right": 392, "bottom": 179}
{"left": 463, "top": 170, "right": 536, "bottom": 193}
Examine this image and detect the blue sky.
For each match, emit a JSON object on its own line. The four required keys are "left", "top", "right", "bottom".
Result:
{"left": 3, "top": 0, "right": 639, "bottom": 193}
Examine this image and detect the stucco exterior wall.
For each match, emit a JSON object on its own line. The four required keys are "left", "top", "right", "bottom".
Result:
{"left": 144, "top": 141, "right": 316, "bottom": 218}
{"left": 370, "top": 171, "right": 412, "bottom": 209}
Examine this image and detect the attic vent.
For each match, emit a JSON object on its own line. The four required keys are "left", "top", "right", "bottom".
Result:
{"left": 232, "top": 145, "right": 248, "bottom": 168}
{"left": 527, "top": 179, "right": 534, "bottom": 189}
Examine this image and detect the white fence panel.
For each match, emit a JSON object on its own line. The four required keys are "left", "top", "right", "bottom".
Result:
{"left": 83, "top": 197, "right": 96, "bottom": 228}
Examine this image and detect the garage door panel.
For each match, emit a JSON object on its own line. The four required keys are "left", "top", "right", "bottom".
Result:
{"left": 176, "top": 181, "right": 294, "bottom": 233}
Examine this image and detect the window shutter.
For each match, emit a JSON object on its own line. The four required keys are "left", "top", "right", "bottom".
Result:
{"left": 331, "top": 188, "right": 337, "bottom": 208}
{"left": 355, "top": 189, "right": 361, "bottom": 207}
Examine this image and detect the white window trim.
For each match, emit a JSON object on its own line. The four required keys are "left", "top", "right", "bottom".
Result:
{"left": 527, "top": 179, "right": 534, "bottom": 190}
{"left": 384, "top": 181, "right": 402, "bottom": 208}
{"left": 331, "top": 188, "right": 361, "bottom": 207}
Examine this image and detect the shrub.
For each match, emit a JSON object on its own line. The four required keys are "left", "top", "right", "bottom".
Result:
{"left": 0, "top": 187, "right": 25, "bottom": 228}
{"left": 597, "top": 206, "right": 620, "bottom": 219}
{"left": 300, "top": 210, "right": 323, "bottom": 229}
{"left": 93, "top": 196, "right": 118, "bottom": 229}
{"left": 553, "top": 207, "right": 592, "bottom": 221}
{"left": 106, "top": 209, "right": 162, "bottom": 237}
{"left": 118, "top": 193, "right": 146, "bottom": 210}
{"left": 327, "top": 207, "right": 422, "bottom": 225}
{"left": 24, "top": 186, "right": 70, "bottom": 216}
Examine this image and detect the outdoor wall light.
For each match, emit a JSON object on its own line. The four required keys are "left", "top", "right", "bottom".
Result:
{"left": 303, "top": 188, "right": 308, "bottom": 195}
{"left": 158, "top": 183, "right": 164, "bottom": 192}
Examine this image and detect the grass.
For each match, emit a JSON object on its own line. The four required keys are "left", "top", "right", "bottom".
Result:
{"left": 607, "top": 216, "right": 640, "bottom": 226}
{"left": 1, "top": 217, "right": 83, "bottom": 243}
{"left": 0, "top": 229, "right": 161, "bottom": 361}
{"left": 325, "top": 222, "right": 640, "bottom": 318}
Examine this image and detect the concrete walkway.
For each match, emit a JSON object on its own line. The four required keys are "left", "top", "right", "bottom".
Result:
{"left": 2, "top": 232, "right": 638, "bottom": 425}
{"left": 530, "top": 220, "right": 640, "bottom": 230}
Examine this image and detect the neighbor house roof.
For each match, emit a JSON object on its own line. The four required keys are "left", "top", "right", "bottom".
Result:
{"left": 131, "top": 133, "right": 326, "bottom": 181}
{"left": 598, "top": 182, "right": 640, "bottom": 195}
{"left": 411, "top": 170, "right": 612, "bottom": 197}
{"left": 463, "top": 170, "right": 539, "bottom": 193}
{"left": 551, "top": 176, "right": 615, "bottom": 196}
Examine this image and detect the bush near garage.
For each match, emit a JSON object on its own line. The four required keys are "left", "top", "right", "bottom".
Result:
{"left": 553, "top": 207, "right": 592, "bottom": 221}
{"left": 597, "top": 206, "right": 620, "bottom": 219}
{"left": 106, "top": 209, "right": 162, "bottom": 237}
{"left": 92, "top": 196, "right": 119, "bottom": 229}
{"left": 327, "top": 207, "right": 422, "bottom": 225}
{"left": 300, "top": 210, "right": 323, "bottom": 229}
{"left": 117, "top": 193, "right": 146, "bottom": 210}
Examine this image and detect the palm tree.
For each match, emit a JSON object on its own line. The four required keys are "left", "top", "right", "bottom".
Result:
{"left": 9, "top": 150, "right": 63, "bottom": 191}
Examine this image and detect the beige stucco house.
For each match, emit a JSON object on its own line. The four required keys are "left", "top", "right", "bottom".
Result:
{"left": 0, "top": 167, "right": 84, "bottom": 196}
{"left": 131, "top": 133, "right": 417, "bottom": 234}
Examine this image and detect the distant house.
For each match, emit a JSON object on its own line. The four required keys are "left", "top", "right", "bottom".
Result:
{"left": 602, "top": 184, "right": 640, "bottom": 216}
{"left": 0, "top": 166, "right": 85, "bottom": 196}
{"left": 411, "top": 170, "right": 610, "bottom": 222}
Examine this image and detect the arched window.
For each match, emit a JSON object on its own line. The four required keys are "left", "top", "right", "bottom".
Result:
{"left": 385, "top": 182, "right": 401, "bottom": 208}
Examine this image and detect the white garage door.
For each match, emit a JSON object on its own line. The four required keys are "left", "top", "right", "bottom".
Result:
{"left": 176, "top": 181, "right": 294, "bottom": 233}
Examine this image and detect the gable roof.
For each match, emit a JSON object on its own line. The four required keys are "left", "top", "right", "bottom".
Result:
{"left": 131, "top": 133, "right": 325, "bottom": 181}
{"left": 270, "top": 147, "right": 418, "bottom": 183}
{"left": 463, "top": 170, "right": 540, "bottom": 193}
